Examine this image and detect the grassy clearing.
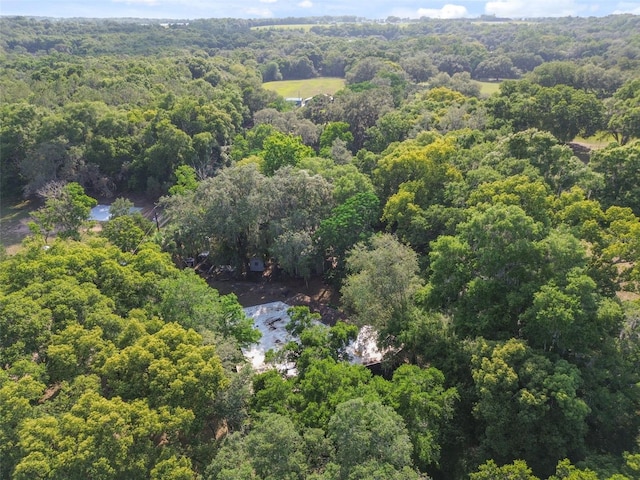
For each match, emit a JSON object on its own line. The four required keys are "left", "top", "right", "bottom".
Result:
{"left": 573, "top": 132, "right": 615, "bottom": 149}
{"left": 252, "top": 24, "right": 319, "bottom": 31}
{"left": 0, "top": 196, "right": 37, "bottom": 253}
{"left": 262, "top": 77, "right": 346, "bottom": 99}
{"left": 252, "top": 22, "right": 417, "bottom": 31}
{"left": 473, "top": 80, "right": 502, "bottom": 97}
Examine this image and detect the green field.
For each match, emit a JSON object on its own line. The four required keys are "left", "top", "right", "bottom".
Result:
{"left": 473, "top": 80, "right": 503, "bottom": 96}
{"left": 251, "top": 24, "right": 321, "bottom": 31}
{"left": 573, "top": 132, "right": 614, "bottom": 149}
{"left": 262, "top": 77, "right": 346, "bottom": 99}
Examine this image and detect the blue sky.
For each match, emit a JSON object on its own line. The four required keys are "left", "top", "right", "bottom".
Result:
{"left": 1, "top": 0, "right": 639, "bottom": 20}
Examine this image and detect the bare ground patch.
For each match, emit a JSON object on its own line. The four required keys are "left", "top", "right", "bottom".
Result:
{"left": 208, "top": 274, "right": 345, "bottom": 325}
{"left": 0, "top": 197, "right": 40, "bottom": 254}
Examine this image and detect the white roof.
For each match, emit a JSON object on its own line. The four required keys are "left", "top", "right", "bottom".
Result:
{"left": 241, "top": 301, "right": 383, "bottom": 374}
{"left": 241, "top": 301, "right": 299, "bottom": 374}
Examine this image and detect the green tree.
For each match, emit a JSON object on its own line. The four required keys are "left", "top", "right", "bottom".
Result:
{"left": 103, "top": 200, "right": 155, "bottom": 253}
{"left": 575, "top": 64, "right": 623, "bottom": 99}
{"left": 107, "top": 197, "right": 134, "bottom": 218}
{"left": 203, "top": 431, "right": 256, "bottom": 480}
{"left": 205, "top": 413, "right": 308, "bottom": 480}
{"left": 261, "top": 131, "right": 314, "bottom": 176}
{"left": 470, "top": 459, "right": 539, "bottom": 480}
{"left": 102, "top": 215, "right": 147, "bottom": 253}
{"left": 520, "top": 268, "right": 623, "bottom": 355}
{"left": 0, "top": 102, "right": 43, "bottom": 196}
{"left": 253, "top": 108, "right": 319, "bottom": 147}
{"left": 270, "top": 229, "right": 317, "bottom": 281}
{"left": 471, "top": 339, "right": 590, "bottom": 477}
{"left": 100, "top": 322, "right": 227, "bottom": 427}
{"left": 0, "top": 292, "right": 53, "bottom": 365}
{"left": 373, "top": 136, "right": 458, "bottom": 202}
{"left": 401, "top": 53, "right": 437, "bottom": 83}
{"left": 14, "top": 391, "right": 194, "bottom": 480}
{"left": 388, "top": 364, "right": 458, "bottom": 468}
{"left": 0, "top": 370, "right": 47, "bottom": 478}
{"left": 591, "top": 142, "right": 640, "bottom": 214}
{"left": 427, "top": 204, "right": 544, "bottom": 339}
{"left": 328, "top": 397, "right": 415, "bottom": 480}
{"left": 135, "top": 118, "right": 195, "bottom": 194}
{"left": 365, "top": 110, "right": 417, "bottom": 153}
{"left": 267, "top": 167, "right": 334, "bottom": 278}
{"left": 30, "top": 182, "right": 97, "bottom": 241}
{"left": 279, "top": 307, "right": 358, "bottom": 374}
{"left": 294, "top": 359, "right": 376, "bottom": 429}
{"left": 340, "top": 88, "right": 395, "bottom": 150}
{"left": 150, "top": 455, "right": 194, "bottom": 480}
{"left": 548, "top": 459, "right": 600, "bottom": 480}
{"left": 168, "top": 164, "right": 199, "bottom": 196}
{"left": 315, "top": 191, "right": 380, "bottom": 276}
{"left": 537, "top": 85, "right": 604, "bottom": 142}
{"left": 262, "top": 61, "right": 283, "bottom": 81}
{"left": 529, "top": 61, "right": 579, "bottom": 88}
{"left": 488, "top": 82, "right": 605, "bottom": 143}
{"left": 164, "top": 163, "right": 269, "bottom": 272}
{"left": 606, "top": 79, "right": 640, "bottom": 145}
{"left": 46, "top": 323, "right": 116, "bottom": 382}
{"left": 156, "top": 269, "right": 260, "bottom": 347}
{"left": 320, "top": 122, "right": 354, "bottom": 157}
{"left": 230, "top": 123, "right": 277, "bottom": 162}
{"left": 489, "top": 129, "right": 601, "bottom": 196}
{"left": 341, "top": 233, "right": 423, "bottom": 337}
{"left": 474, "top": 55, "right": 517, "bottom": 80}
{"left": 247, "top": 413, "right": 308, "bottom": 480}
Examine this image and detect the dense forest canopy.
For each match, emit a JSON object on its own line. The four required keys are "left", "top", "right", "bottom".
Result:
{"left": 1, "top": 13, "right": 640, "bottom": 480}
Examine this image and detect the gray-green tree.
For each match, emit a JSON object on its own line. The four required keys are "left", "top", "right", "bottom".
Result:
{"left": 341, "top": 233, "right": 422, "bottom": 337}
{"left": 30, "top": 181, "right": 97, "bottom": 241}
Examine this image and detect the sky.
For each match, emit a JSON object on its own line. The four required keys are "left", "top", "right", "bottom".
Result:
{"left": 1, "top": 0, "right": 639, "bottom": 20}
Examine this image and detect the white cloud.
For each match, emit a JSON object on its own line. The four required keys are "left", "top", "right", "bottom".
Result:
{"left": 245, "top": 7, "right": 274, "bottom": 17}
{"left": 298, "top": 0, "right": 313, "bottom": 7}
{"left": 484, "top": 0, "right": 584, "bottom": 17}
{"left": 613, "top": 2, "right": 640, "bottom": 15}
{"left": 259, "top": 0, "right": 277, "bottom": 3}
{"left": 417, "top": 4, "right": 469, "bottom": 18}
{"left": 112, "top": 0, "right": 159, "bottom": 5}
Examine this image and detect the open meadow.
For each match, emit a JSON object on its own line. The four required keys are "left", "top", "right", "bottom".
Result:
{"left": 473, "top": 79, "right": 503, "bottom": 96}
{"left": 262, "top": 77, "right": 346, "bottom": 99}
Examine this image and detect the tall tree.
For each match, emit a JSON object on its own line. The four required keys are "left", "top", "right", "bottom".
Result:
{"left": 471, "top": 339, "right": 590, "bottom": 477}
{"left": 606, "top": 79, "right": 640, "bottom": 145}
{"left": 156, "top": 269, "right": 260, "bottom": 347}
{"left": 315, "top": 191, "right": 380, "bottom": 277}
{"left": 327, "top": 397, "right": 415, "bottom": 480}
{"left": 30, "top": 181, "right": 97, "bottom": 241}
{"left": 341, "top": 233, "right": 422, "bottom": 337}
{"left": 590, "top": 142, "right": 640, "bottom": 214}
{"left": 261, "top": 131, "right": 314, "bottom": 176}
{"left": 388, "top": 364, "right": 458, "bottom": 468}
{"left": 427, "top": 204, "right": 544, "bottom": 339}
